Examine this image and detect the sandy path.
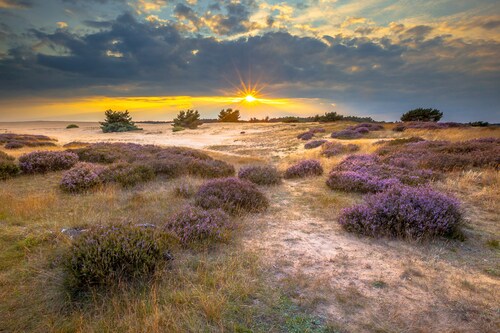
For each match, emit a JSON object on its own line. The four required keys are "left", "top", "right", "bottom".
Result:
{"left": 0, "top": 121, "right": 276, "bottom": 149}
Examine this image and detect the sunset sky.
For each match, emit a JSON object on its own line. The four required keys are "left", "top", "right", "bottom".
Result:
{"left": 0, "top": 0, "right": 499, "bottom": 122}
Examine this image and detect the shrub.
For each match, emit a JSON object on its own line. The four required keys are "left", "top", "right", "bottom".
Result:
{"left": 354, "top": 127, "right": 369, "bottom": 134}
{"left": 166, "top": 206, "right": 231, "bottom": 244}
{"left": 101, "top": 163, "right": 155, "bottom": 187}
{"left": 352, "top": 123, "right": 384, "bottom": 131}
{"left": 310, "top": 127, "right": 326, "bottom": 133}
{"left": 195, "top": 177, "right": 268, "bottom": 214}
{"left": 100, "top": 109, "right": 141, "bottom": 133}
{"left": 321, "top": 142, "right": 359, "bottom": 157}
{"left": 66, "top": 124, "right": 79, "bottom": 129}
{"left": 149, "top": 158, "right": 184, "bottom": 178}
{"left": 0, "top": 151, "right": 19, "bottom": 180}
{"left": 238, "top": 165, "right": 281, "bottom": 185}
{"left": 338, "top": 186, "right": 463, "bottom": 239}
{"left": 4, "top": 141, "right": 24, "bottom": 149}
{"left": 64, "top": 224, "right": 172, "bottom": 291}
{"left": 331, "top": 129, "right": 362, "bottom": 139}
{"left": 19, "top": 151, "right": 78, "bottom": 173}
{"left": 218, "top": 108, "right": 240, "bottom": 122}
{"left": 297, "top": 131, "right": 314, "bottom": 140}
{"left": 326, "top": 171, "right": 400, "bottom": 193}
{"left": 172, "top": 109, "right": 201, "bottom": 129}
{"left": 469, "top": 121, "right": 489, "bottom": 127}
{"left": 60, "top": 163, "right": 104, "bottom": 193}
{"left": 284, "top": 160, "right": 323, "bottom": 179}
{"left": 187, "top": 159, "right": 235, "bottom": 178}
{"left": 401, "top": 108, "right": 443, "bottom": 122}
{"left": 304, "top": 140, "right": 327, "bottom": 149}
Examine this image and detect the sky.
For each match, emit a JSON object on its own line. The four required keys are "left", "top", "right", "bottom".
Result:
{"left": 0, "top": 0, "right": 499, "bottom": 122}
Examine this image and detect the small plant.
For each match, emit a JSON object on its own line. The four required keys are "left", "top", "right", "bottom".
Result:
{"left": 64, "top": 224, "right": 173, "bottom": 292}
{"left": 238, "top": 165, "right": 281, "bottom": 185}
{"left": 101, "top": 163, "right": 155, "bottom": 187}
{"left": 218, "top": 108, "right": 240, "bottom": 122}
{"left": 304, "top": 140, "right": 327, "bottom": 149}
{"left": 331, "top": 129, "right": 362, "bottom": 139}
{"left": 0, "top": 151, "right": 20, "bottom": 180}
{"left": 19, "top": 151, "right": 79, "bottom": 173}
{"left": 165, "top": 205, "right": 231, "bottom": 244}
{"left": 194, "top": 177, "right": 269, "bottom": 214}
{"left": 321, "top": 142, "right": 359, "bottom": 157}
{"left": 172, "top": 109, "right": 201, "bottom": 129}
{"left": 100, "top": 109, "right": 141, "bottom": 133}
{"left": 66, "top": 124, "right": 79, "bottom": 129}
{"left": 338, "top": 186, "right": 463, "bottom": 240}
{"left": 187, "top": 159, "right": 235, "bottom": 178}
{"left": 60, "top": 162, "right": 104, "bottom": 193}
{"left": 297, "top": 131, "right": 314, "bottom": 140}
{"left": 401, "top": 108, "right": 443, "bottom": 122}
{"left": 284, "top": 160, "right": 323, "bottom": 179}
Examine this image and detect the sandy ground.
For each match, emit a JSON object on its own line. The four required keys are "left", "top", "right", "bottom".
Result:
{"left": 0, "top": 121, "right": 273, "bottom": 149}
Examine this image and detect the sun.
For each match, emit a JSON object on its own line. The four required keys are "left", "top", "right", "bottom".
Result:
{"left": 244, "top": 94, "right": 257, "bottom": 103}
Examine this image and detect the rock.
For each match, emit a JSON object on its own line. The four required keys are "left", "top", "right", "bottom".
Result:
{"left": 61, "top": 228, "right": 87, "bottom": 238}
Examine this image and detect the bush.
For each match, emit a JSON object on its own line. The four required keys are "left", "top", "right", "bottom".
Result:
{"left": 195, "top": 177, "right": 268, "bottom": 214}
{"left": 352, "top": 123, "right": 384, "bottom": 131}
{"left": 331, "top": 129, "right": 362, "bottom": 139}
{"left": 469, "top": 121, "right": 489, "bottom": 127}
{"left": 66, "top": 124, "right": 79, "bottom": 129}
{"left": 172, "top": 109, "right": 201, "bottom": 129}
{"left": 149, "top": 158, "right": 184, "bottom": 178}
{"left": 338, "top": 186, "right": 463, "bottom": 239}
{"left": 19, "top": 151, "right": 78, "bottom": 173}
{"left": 238, "top": 165, "right": 281, "bottom": 185}
{"left": 165, "top": 206, "right": 231, "bottom": 244}
{"left": 0, "top": 151, "right": 19, "bottom": 180}
{"left": 100, "top": 109, "right": 141, "bottom": 133}
{"left": 60, "top": 163, "right": 104, "bottom": 193}
{"left": 218, "top": 108, "right": 240, "bottom": 122}
{"left": 327, "top": 171, "right": 400, "bottom": 193}
{"left": 64, "top": 224, "right": 172, "bottom": 291}
{"left": 304, "top": 140, "right": 327, "bottom": 149}
{"left": 284, "top": 160, "right": 323, "bottom": 179}
{"left": 321, "top": 142, "right": 359, "bottom": 157}
{"left": 401, "top": 108, "right": 443, "bottom": 122}
{"left": 101, "top": 163, "right": 155, "bottom": 187}
{"left": 187, "top": 159, "right": 235, "bottom": 178}
{"left": 4, "top": 141, "right": 24, "bottom": 149}
{"left": 297, "top": 131, "right": 314, "bottom": 140}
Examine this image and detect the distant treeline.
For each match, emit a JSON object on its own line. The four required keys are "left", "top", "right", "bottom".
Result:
{"left": 200, "top": 112, "right": 376, "bottom": 124}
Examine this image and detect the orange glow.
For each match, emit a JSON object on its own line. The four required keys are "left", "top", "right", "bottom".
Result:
{"left": 244, "top": 94, "right": 257, "bottom": 103}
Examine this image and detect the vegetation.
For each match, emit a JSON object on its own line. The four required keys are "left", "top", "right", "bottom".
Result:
{"left": 304, "top": 140, "right": 327, "bottom": 149}
{"left": 66, "top": 124, "right": 79, "bottom": 129}
{"left": 172, "top": 109, "right": 201, "bottom": 129}
{"left": 238, "top": 165, "right": 282, "bottom": 185}
{"left": 284, "top": 160, "right": 323, "bottom": 179}
{"left": 339, "top": 186, "right": 463, "bottom": 239}
{"left": 0, "top": 151, "right": 19, "bottom": 180}
{"left": 321, "top": 142, "right": 359, "bottom": 157}
{"left": 19, "top": 151, "right": 79, "bottom": 173}
{"left": 100, "top": 109, "right": 141, "bottom": 133}
{"left": 60, "top": 162, "right": 104, "bottom": 192}
{"left": 218, "top": 108, "right": 241, "bottom": 122}
{"left": 0, "top": 133, "right": 57, "bottom": 149}
{"left": 400, "top": 108, "right": 443, "bottom": 122}
{"left": 195, "top": 177, "right": 269, "bottom": 214}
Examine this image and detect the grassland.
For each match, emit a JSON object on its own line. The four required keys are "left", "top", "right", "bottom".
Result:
{"left": 0, "top": 122, "right": 499, "bottom": 332}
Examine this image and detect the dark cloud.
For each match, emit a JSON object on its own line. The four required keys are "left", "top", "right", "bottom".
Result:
{"left": 174, "top": 3, "right": 201, "bottom": 29}
{"left": 203, "top": 0, "right": 258, "bottom": 35}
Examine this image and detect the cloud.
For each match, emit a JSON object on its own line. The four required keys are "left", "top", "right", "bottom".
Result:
{"left": 0, "top": 0, "right": 32, "bottom": 9}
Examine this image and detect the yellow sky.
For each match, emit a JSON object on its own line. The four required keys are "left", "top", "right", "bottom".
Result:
{"left": 0, "top": 95, "right": 333, "bottom": 121}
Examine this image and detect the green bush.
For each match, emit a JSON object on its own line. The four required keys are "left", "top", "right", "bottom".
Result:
{"left": 400, "top": 108, "right": 443, "bottom": 122}
{"left": 218, "top": 108, "right": 240, "bottom": 122}
{"left": 64, "top": 224, "right": 173, "bottom": 292}
{"left": 172, "top": 109, "right": 201, "bottom": 129}
{"left": 66, "top": 124, "right": 79, "bottom": 129}
{"left": 0, "top": 151, "right": 19, "bottom": 180}
{"left": 100, "top": 110, "right": 141, "bottom": 133}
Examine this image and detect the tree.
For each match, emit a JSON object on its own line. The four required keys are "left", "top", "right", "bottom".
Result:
{"left": 172, "top": 109, "right": 201, "bottom": 129}
{"left": 218, "top": 108, "right": 240, "bottom": 122}
{"left": 100, "top": 110, "right": 141, "bottom": 133}
{"left": 400, "top": 108, "right": 443, "bottom": 122}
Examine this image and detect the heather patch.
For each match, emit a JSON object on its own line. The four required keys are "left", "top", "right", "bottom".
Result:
{"left": 304, "top": 140, "right": 327, "bottom": 149}
{"left": 339, "top": 186, "right": 463, "bottom": 240}
{"left": 64, "top": 224, "right": 173, "bottom": 293}
{"left": 330, "top": 129, "right": 362, "bottom": 139}
{"left": 60, "top": 163, "right": 105, "bottom": 193}
{"left": 297, "top": 131, "right": 315, "bottom": 140}
{"left": 194, "top": 177, "right": 269, "bottom": 214}
{"left": 101, "top": 163, "right": 155, "bottom": 187}
{"left": 187, "top": 159, "right": 235, "bottom": 178}
{"left": 321, "top": 142, "right": 359, "bottom": 157}
{"left": 284, "top": 160, "right": 323, "bottom": 179}
{"left": 326, "top": 171, "right": 400, "bottom": 193}
{"left": 0, "top": 133, "right": 57, "bottom": 149}
{"left": 0, "top": 151, "right": 20, "bottom": 180}
{"left": 19, "top": 151, "right": 78, "bottom": 173}
{"left": 238, "top": 165, "right": 281, "bottom": 185}
{"left": 165, "top": 205, "right": 232, "bottom": 244}
{"left": 393, "top": 122, "right": 469, "bottom": 132}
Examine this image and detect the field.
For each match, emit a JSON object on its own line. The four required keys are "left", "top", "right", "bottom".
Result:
{"left": 0, "top": 121, "right": 499, "bottom": 332}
